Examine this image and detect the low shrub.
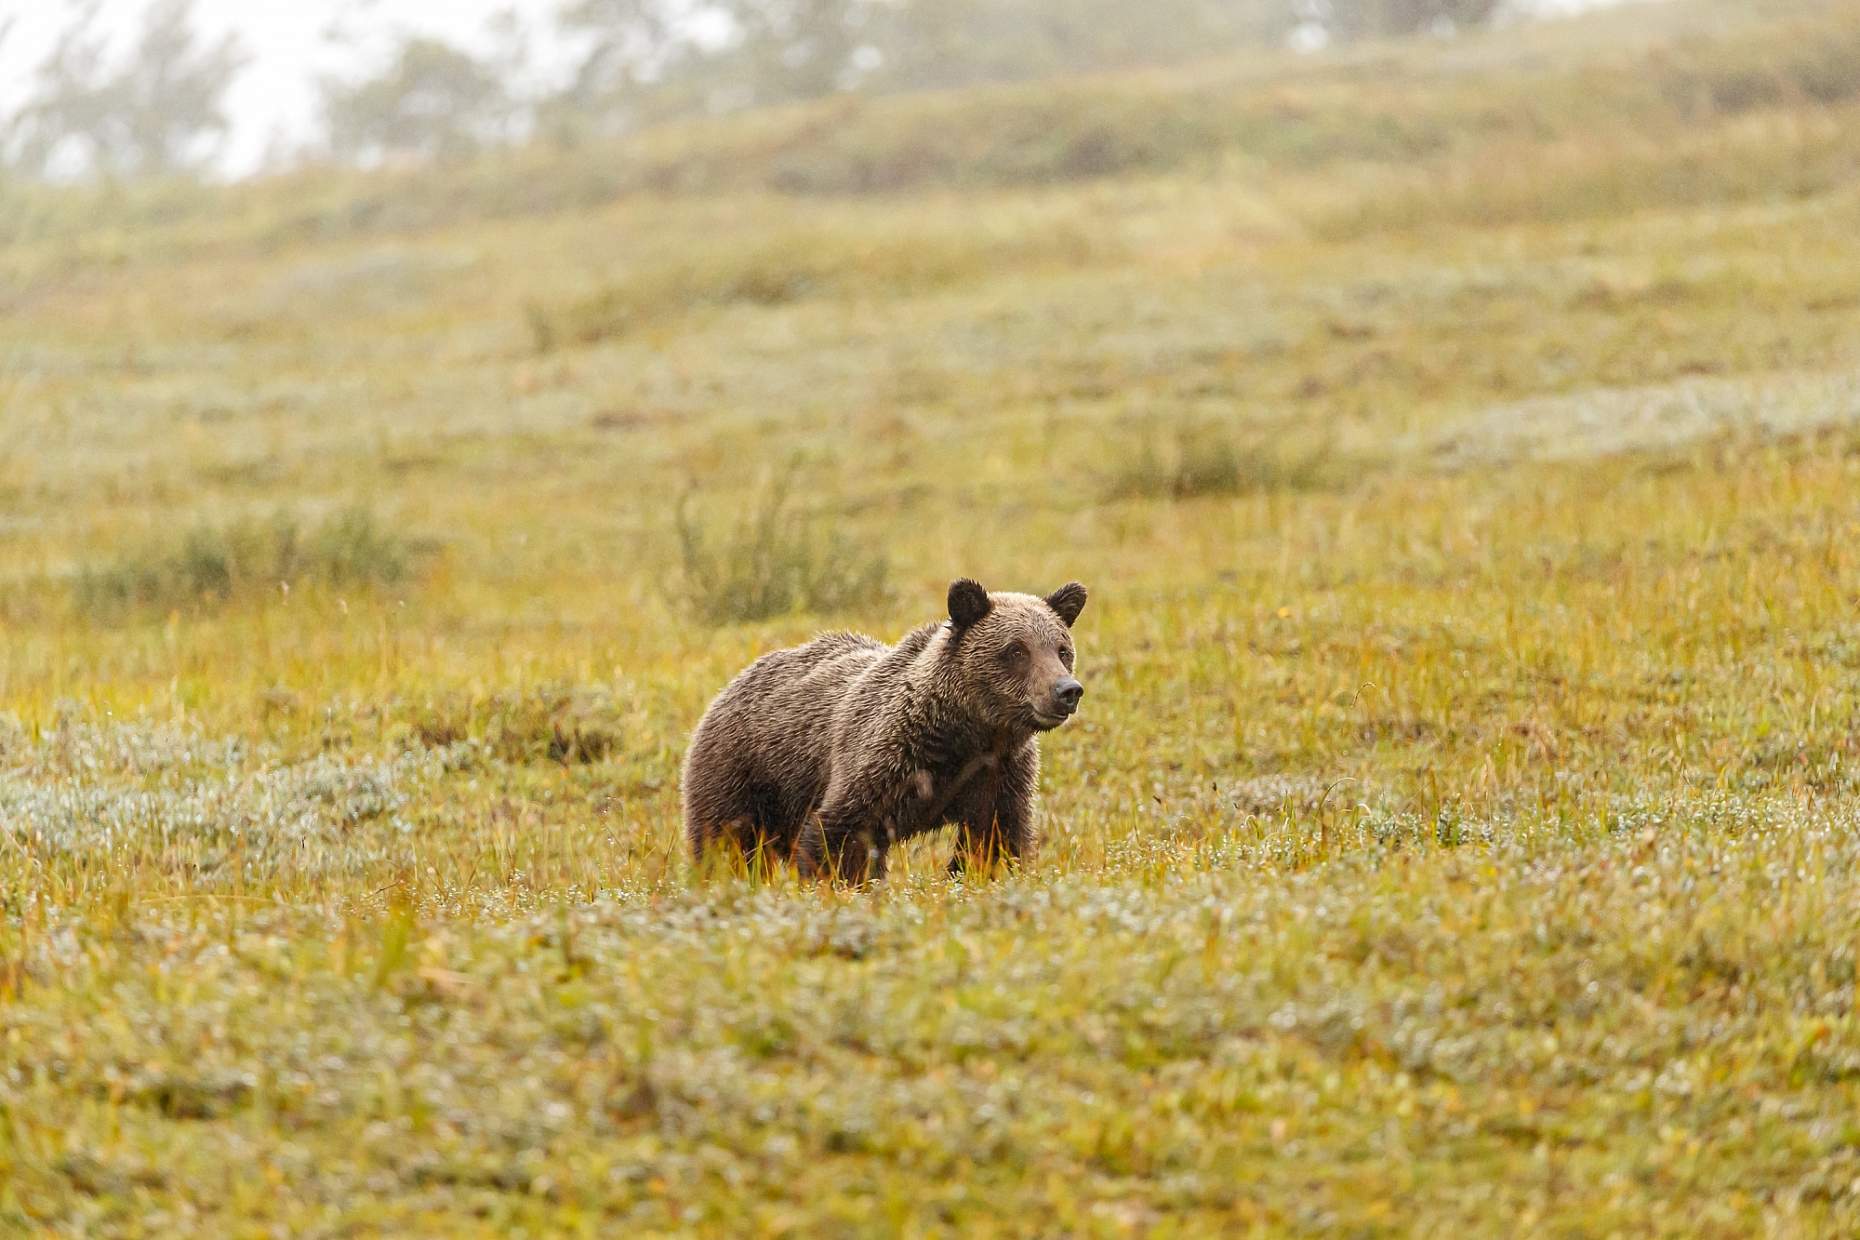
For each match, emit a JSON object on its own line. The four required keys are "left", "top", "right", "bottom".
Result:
{"left": 75, "top": 507, "right": 422, "bottom": 618}
{"left": 409, "top": 683, "right": 625, "bottom": 767}
{"left": 1104, "top": 422, "right": 1350, "bottom": 501}
{"left": 671, "top": 471, "right": 890, "bottom": 625}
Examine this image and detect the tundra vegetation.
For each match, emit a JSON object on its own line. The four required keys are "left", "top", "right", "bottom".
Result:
{"left": 5, "top": 0, "right": 1860, "bottom": 1233}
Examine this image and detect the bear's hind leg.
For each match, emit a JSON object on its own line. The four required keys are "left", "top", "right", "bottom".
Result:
{"left": 796, "top": 797, "right": 891, "bottom": 885}
{"left": 685, "top": 750, "right": 767, "bottom": 857}
{"left": 692, "top": 788, "right": 800, "bottom": 874}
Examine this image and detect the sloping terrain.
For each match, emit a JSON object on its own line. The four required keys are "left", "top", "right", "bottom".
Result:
{"left": 4, "top": 0, "right": 1860, "bottom": 1232}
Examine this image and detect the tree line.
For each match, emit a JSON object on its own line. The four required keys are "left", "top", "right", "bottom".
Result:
{"left": 2, "top": 0, "right": 1514, "bottom": 180}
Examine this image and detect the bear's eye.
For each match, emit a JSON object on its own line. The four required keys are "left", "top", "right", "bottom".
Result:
{"left": 1059, "top": 645, "right": 1075, "bottom": 669}
{"left": 1000, "top": 642, "right": 1027, "bottom": 665}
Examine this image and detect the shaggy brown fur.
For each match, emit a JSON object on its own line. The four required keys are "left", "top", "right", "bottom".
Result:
{"left": 683, "top": 578, "right": 1088, "bottom": 882}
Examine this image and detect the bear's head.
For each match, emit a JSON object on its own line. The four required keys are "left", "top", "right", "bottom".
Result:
{"left": 945, "top": 577, "right": 1088, "bottom": 734}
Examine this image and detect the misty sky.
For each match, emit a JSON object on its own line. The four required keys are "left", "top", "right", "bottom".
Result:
{"left": 1, "top": 0, "right": 1633, "bottom": 179}
{"left": 1, "top": 0, "right": 579, "bottom": 176}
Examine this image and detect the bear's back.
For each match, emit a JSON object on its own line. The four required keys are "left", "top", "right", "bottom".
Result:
{"left": 708, "top": 630, "right": 889, "bottom": 750}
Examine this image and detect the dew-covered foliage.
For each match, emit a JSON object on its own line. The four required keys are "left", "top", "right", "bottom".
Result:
{"left": 0, "top": 714, "right": 473, "bottom": 875}
{"left": 6, "top": 1, "right": 1860, "bottom": 1233}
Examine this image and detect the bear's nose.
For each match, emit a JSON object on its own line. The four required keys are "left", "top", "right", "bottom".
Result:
{"left": 1054, "top": 678, "right": 1083, "bottom": 714}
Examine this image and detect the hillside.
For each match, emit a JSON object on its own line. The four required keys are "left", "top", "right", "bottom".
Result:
{"left": 5, "top": 0, "right": 1860, "bottom": 1232}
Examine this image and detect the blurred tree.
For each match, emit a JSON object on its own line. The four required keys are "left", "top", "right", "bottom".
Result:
{"left": 321, "top": 36, "right": 516, "bottom": 163}
{"left": 3, "top": 0, "right": 245, "bottom": 179}
{"left": 724, "top": 0, "right": 870, "bottom": 102}
{"left": 551, "top": 0, "right": 1297, "bottom": 129}
{"left": 1318, "top": 0, "right": 1506, "bottom": 40}
{"left": 859, "top": 0, "right": 1295, "bottom": 94}
{"left": 548, "top": 0, "right": 724, "bottom": 133}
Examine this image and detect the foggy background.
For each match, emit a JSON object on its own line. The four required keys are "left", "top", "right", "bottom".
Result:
{"left": 2, "top": 0, "right": 1639, "bottom": 181}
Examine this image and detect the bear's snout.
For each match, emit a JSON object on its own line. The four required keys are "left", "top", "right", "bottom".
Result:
{"left": 1051, "top": 677, "right": 1084, "bottom": 717}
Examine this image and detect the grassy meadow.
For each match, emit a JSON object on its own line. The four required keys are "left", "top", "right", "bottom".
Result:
{"left": 6, "top": 0, "right": 1860, "bottom": 1232}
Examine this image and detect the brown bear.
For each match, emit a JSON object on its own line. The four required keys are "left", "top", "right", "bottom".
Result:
{"left": 682, "top": 578, "right": 1088, "bottom": 882}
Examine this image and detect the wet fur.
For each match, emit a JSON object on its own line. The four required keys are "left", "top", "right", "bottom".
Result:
{"left": 683, "top": 581, "right": 1086, "bottom": 882}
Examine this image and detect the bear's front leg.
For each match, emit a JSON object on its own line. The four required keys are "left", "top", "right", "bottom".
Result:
{"left": 947, "top": 743, "right": 1038, "bottom": 876}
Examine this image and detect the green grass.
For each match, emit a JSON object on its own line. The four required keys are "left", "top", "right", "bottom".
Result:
{"left": 5, "top": 0, "right": 1860, "bottom": 1232}
{"left": 70, "top": 507, "right": 420, "bottom": 619}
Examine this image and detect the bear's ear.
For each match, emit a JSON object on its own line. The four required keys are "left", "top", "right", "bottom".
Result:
{"left": 948, "top": 578, "right": 992, "bottom": 628}
{"left": 1045, "top": 582, "right": 1088, "bottom": 627}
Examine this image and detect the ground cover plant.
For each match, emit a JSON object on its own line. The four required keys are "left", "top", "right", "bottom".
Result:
{"left": 4, "top": 0, "right": 1860, "bottom": 1232}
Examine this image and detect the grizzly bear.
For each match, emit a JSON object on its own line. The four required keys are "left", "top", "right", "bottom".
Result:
{"left": 682, "top": 578, "right": 1088, "bottom": 882}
